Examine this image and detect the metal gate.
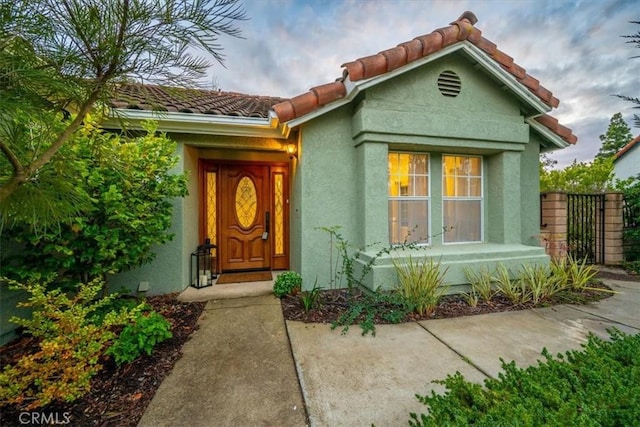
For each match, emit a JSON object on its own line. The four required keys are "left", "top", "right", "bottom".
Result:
{"left": 567, "top": 194, "right": 605, "bottom": 264}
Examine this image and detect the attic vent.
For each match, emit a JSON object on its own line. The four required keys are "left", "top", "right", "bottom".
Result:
{"left": 437, "top": 70, "right": 462, "bottom": 97}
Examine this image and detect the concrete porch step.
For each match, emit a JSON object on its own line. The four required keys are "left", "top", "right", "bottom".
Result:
{"left": 177, "top": 279, "right": 274, "bottom": 302}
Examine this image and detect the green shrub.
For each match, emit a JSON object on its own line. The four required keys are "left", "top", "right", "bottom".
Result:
{"left": 463, "top": 266, "right": 495, "bottom": 303}
{"left": 300, "top": 280, "right": 322, "bottom": 312}
{"left": 331, "top": 290, "right": 411, "bottom": 336}
{"left": 518, "top": 263, "right": 565, "bottom": 304}
{"left": 493, "top": 263, "right": 531, "bottom": 304}
{"left": 623, "top": 260, "right": 640, "bottom": 274}
{"left": 393, "top": 256, "right": 448, "bottom": 316}
{"left": 273, "top": 271, "right": 303, "bottom": 298}
{"left": 106, "top": 311, "right": 173, "bottom": 366}
{"left": 549, "top": 256, "right": 571, "bottom": 289}
{"left": 0, "top": 279, "right": 141, "bottom": 409}
{"left": 409, "top": 330, "right": 640, "bottom": 426}
{"left": 90, "top": 293, "right": 146, "bottom": 326}
{"left": 317, "top": 225, "right": 409, "bottom": 291}
{"left": 463, "top": 290, "right": 480, "bottom": 307}
{"left": 565, "top": 254, "right": 598, "bottom": 291}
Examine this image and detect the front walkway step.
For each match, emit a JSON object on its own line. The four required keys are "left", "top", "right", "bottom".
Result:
{"left": 177, "top": 280, "right": 273, "bottom": 302}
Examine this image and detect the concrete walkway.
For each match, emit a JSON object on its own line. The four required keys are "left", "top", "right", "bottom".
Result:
{"left": 140, "top": 278, "right": 639, "bottom": 427}
{"left": 138, "top": 295, "right": 307, "bottom": 427}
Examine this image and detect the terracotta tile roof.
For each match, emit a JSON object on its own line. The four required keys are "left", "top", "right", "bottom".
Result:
{"left": 272, "top": 11, "right": 577, "bottom": 145}
{"left": 110, "top": 84, "right": 287, "bottom": 118}
{"left": 615, "top": 135, "right": 640, "bottom": 160}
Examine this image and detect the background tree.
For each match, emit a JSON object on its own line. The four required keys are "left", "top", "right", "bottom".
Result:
{"left": 540, "top": 157, "right": 615, "bottom": 193}
{"left": 595, "top": 112, "right": 633, "bottom": 160}
{"left": 0, "top": 0, "right": 246, "bottom": 231}
{"left": 540, "top": 110, "right": 632, "bottom": 192}
{"left": 617, "top": 20, "right": 639, "bottom": 128}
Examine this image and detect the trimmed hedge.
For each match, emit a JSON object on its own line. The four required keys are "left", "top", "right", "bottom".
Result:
{"left": 410, "top": 330, "right": 640, "bottom": 426}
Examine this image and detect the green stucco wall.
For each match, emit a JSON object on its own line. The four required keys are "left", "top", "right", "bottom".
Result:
{"left": 521, "top": 133, "right": 543, "bottom": 246}
{"left": 0, "top": 285, "right": 32, "bottom": 345}
{"left": 295, "top": 53, "right": 549, "bottom": 291}
{"left": 291, "top": 107, "right": 362, "bottom": 288}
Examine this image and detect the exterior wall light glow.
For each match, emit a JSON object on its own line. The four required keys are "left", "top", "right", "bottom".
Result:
{"left": 286, "top": 142, "right": 298, "bottom": 159}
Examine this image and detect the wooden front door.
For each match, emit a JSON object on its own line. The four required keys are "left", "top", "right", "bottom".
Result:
{"left": 219, "top": 165, "right": 271, "bottom": 271}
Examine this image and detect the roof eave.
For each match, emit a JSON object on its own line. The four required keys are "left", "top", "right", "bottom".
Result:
{"left": 614, "top": 136, "right": 640, "bottom": 162}
{"left": 103, "top": 108, "right": 290, "bottom": 139}
{"left": 526, "top": 117, "right": 570, "bottom": 149}
{"left": 459, "top": 43, "right": 552, "bottom": 114}
{"left": 284, "top": 42, "right": 551, "bottom": 128}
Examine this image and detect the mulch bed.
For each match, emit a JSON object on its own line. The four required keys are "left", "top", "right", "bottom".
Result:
{"left": 281, "top": 290, "right": 545, "bottom": 325}
{"left": 0, "top": 294, "right": 205, "bottom": 427}
{"left": 281, "top": 271, "right": 634, "bottom": 326}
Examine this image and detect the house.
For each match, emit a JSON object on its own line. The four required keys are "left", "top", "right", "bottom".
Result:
{"left": 105, "top": 11, "right": 577, "bottom": 294}
{"left": 614, "top": 135, "right": 640, "bottom": 180}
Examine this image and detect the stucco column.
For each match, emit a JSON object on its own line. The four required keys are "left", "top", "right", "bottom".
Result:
{"left": 488, "top": 151, "right": 521, "bottom": 244}
{"left": 539, "top": 192, "right": 567, "bottom": 260}
{"left": 356, "top": 142, "right": 389, "bottom": 248}
{"left": 603, "top": 192, "right": 624, "bottom": 265}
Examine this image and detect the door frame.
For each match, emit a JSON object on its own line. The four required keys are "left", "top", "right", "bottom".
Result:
{"left": 199, "top": 159, "right": 290, "bottom": 272}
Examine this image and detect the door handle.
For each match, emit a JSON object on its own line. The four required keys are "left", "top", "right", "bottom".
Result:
{"left": 262, "top": 211, "right": 270, "bottom": 240}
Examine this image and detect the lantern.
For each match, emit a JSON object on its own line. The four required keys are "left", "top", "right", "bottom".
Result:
{"left": 190, "top": 238, "right": 217, "bottom": 288}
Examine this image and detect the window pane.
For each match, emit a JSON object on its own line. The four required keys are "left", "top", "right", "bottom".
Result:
{"left": 398, "top": 153, "right": 410, "bottom": 180}
{"left": 388, "top": 152, "right": 430, "bottom": 245}
{"left": 413, "top": 176, "right": 428, "bottom": 196}
{"left": 389, "top": 200, "right": 429, "bottom": 244}
{"left": 274, "top": 173, "right": 284, "bottom": 255}
{"left": 411, "top": 154, "right": 428, "bottom": 174}
{"left": 443, "top": 174, "right": 454, "bottom": 197}
{"left": 470, "top": 177, "right": 482, "bottom": 197}
{"left": 389, "top": 154, "right": 429, "bottom": 194}
{"left": 443, "top": 155, "right": 456, "bottom": 176}
{"left": 443, "top": 200, "right": 482, "bottom": 243}
{"left": 388, "top": 153, "right": 398, "bottom": 195}
{"left": 469, "top": 157, "right": 481, "bottom": 176}
{"left": 206, "top": 171, "right": 217, "bottom": 257}
{"left": 388, "top": 152, "right": 399, "bottom": 175}
{"left": 455, "top": 176, "right": 468, "bottom": 197}
{"left": 389, "top": 174, "right": 400, "bottom": 196}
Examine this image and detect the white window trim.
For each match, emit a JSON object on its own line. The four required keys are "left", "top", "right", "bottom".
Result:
{"left": 441, "top": 154, "right": 484, "bottom": 244}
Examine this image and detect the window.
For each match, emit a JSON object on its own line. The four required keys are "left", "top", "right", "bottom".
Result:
{"left": 442, "top": 155, "right": 483, "bottom": 243}
{"left": 206, "top": 170, "right": 217, "bottom": 257}
{"left": 388, "top": 152, "right": 429, "bottom": 244}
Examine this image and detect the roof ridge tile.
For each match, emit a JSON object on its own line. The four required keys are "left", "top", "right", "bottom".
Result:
{"left": 416, "top": 31, "right": 444, "bottom": 57}
{"left": 398, "top": 38, "right": 424, "bottom": 63}
{"left": 434, "top": 25, "right": 460, "bottom": 48}
{"left": 379, "top": 46, "right": 408, "bottom": 73}
{"left": 311, "top": 81, "right": 347, "bottom": 106}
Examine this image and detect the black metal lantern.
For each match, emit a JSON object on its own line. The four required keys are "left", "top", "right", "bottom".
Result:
{"left": 190, "top": 238, "right": 217, "bottom": 288}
